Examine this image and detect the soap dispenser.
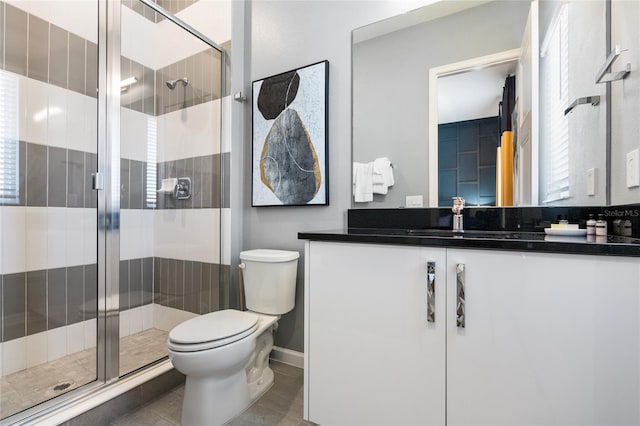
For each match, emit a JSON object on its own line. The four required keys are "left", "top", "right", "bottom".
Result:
{"left": 586, "top": 214, "right": 596, "bottom": 235}
{"left": 595, "top": 214, "right": 607, "bottom": 237}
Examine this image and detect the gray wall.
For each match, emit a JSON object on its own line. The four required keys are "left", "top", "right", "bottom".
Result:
{"left": 539, "top": 0, "right": 607, "bottom": 206}
{"left": 352, "top": 1, "right": 530, "bottom": 208}
{"left": 238, "top": 1, "right": 424, "bottom": 352}
{"left": 611, "top": 0, "right": 640, "bottom": 205}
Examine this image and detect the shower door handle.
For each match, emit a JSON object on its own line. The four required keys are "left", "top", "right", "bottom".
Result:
{"left": 426, "top": 261, "right": 436, "bottom": 323}
{"left": 92, "top": 172, "right": 104, "bottom": 190}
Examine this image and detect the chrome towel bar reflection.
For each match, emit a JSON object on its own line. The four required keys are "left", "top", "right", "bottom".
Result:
{"left": 564, "top": 96, "right": 600, "bottom": 116}
{"left": 595, "top": 45, "right": 631, "bottom": 84}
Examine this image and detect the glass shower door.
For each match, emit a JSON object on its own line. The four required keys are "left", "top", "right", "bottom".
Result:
{"left": 0, "top": 0, "right": 99, "bottom": 419}
{"left": 118, "top": 0, "right": 224, "bottom": 376}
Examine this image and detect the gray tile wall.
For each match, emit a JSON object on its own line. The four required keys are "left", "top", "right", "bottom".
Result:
{"left": 123, "top": 0, "right": 158, "bottom": 23}
{"left": 27, "top": 14, "right": 48, "bottom": 83}
{"left": 0, "top": 1, "right": 151, "bottom": 109}
{"left": 68, "top": 33, "right": 86, "bottom": 95}
{"left": 156, "top": 48, "right": 222, "bottom": 115}
{"left": 156, "top": 0, "right": 199, "bottom": 17}
{"left": 5, "top": 141, "right": 231, "bottom": 209}
{"left": 119, "top": 258, "right": 154, "bottom": 313}
{"left": 26, "top": 270, "right": 47, "bottom": 335}
{"left": 153, "top": 257, "right": 227, "bottom": 315}
{"left": 2, "top": 273, "right": 26, "bottom": 341}
{"left": 155, "top": 152, "right": 229, "bottom": 210}
{"left": 2, "top": 141, "right": 97, "bottom": 208}
{"left": 0, "top": 256, "right": 227, "bottom": 343}
{"left": 0, "top": 1, "right": 224, "bottom": 117}
{"left": 4, "top": 3, "right": 28, "bottom": 76}
{"left": 1, "top": 263, "right": 99, "bottom": 343}
{"left": 122, "top": 0, "right": 199, "bottom": 24}
{"left": 1, "top": 1, "right": 97, "bottom": 98}
{"left": 120, "top": 154, "right": 230, "bottom": 211}
{"left": 49, "top": 24, "right": 69, "bottom": 88}
{"left": 120, "top": 56, "right": 156, "bottom": 115}
{"left": 0, "top": 4, "right": 4, "bottom": 70}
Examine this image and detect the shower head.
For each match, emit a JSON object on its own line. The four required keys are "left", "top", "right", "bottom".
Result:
{"left": 165, "top": 77, "right": 189, "bottom": 90}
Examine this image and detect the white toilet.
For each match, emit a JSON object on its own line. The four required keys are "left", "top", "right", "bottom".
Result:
{"left": 167, "top": 249, "right": 299, "bottom": 426}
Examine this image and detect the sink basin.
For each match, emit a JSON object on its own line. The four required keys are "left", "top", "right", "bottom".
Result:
{"left": 403, "top": 229, "right": 523, "bottom": 239}
{"left": 348, "top": 227, "right": 541, "bottom": 240}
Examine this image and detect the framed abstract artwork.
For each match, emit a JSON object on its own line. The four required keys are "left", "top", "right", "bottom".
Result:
{"left": 252, "top": 60, "right": 329, "bottom": 206}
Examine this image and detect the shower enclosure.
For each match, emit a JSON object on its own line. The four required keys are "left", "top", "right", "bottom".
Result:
{"left": 0, "top": 0, "right": 228, "bottom": 422}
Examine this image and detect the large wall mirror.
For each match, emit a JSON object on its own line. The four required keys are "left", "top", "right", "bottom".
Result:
{"left": 352, "top": 0, "right": 640, "bottom": 209}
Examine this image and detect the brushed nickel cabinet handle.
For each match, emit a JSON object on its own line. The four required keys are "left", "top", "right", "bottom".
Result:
{"left": 427, "top": 261, "right": 435, "bottom": 323}
{"left": 456, "top": 263, "right": 466, "bottom": 328}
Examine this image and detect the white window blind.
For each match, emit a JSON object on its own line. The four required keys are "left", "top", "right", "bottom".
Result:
{"left": 0, "top": 71, "right": 20, "bottom": 205}
{"left": 145, "top": 116, "right": 158, "bottom": 209}
{"left": 542, "top": 5, "right": 570, "bottom": 203}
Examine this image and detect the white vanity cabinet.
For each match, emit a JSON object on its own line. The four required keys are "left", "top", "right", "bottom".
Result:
{"left": 304, "top": 241, "right": 640, "bottom": 425}
{"left": 305, "top": 241, "right": 447, "bottom": 425}
{"left": 446, "top": 248, "right": 640, "bottom": 425}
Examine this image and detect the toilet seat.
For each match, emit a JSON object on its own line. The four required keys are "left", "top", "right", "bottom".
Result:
{"left": 168, "top": 310, "right": 260, "bottom": 353}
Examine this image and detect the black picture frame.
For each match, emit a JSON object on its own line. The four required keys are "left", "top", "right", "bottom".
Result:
{"left": 251, "top": 60, "right": 329, "bottom": 206}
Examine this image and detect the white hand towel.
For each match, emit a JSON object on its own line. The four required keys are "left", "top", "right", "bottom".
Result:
{"left": 372, "top": 157, "right": 394, "bottom": 194}
{"left": 373, "top": 157, "right": 394, "bottom": 187}
{"left": 372, "top": 182, "right": 389, "bottom": 195}
{"left": 353, "top": 162, "right": 374, "bottom": 202}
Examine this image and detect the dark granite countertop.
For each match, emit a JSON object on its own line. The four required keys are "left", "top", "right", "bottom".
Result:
{"left": 298, "top": 228, "right": 640, "bottom": 257}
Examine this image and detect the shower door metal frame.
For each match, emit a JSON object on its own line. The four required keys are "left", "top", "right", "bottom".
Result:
{"left": 99, "top": 0, "right": 122, "bottom": 384}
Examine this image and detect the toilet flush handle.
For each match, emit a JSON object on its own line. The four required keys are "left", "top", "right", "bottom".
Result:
{"left": 238, "top": 263, "right": 247, "bottom": 311}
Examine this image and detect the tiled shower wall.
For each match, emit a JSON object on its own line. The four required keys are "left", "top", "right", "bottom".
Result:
{"left": 155, "top": 48, "right": 222, "bottom": 115}
{"left": 0, "top": 2, "right": 97, "bottom": 98}
{"left": 0, "top": 0, "right": 230, "bottom": 376}
{"left": 1, "top": 265, "right": 97, "bottom": 342}
{"left": 0, "top": 67, "right": 100, "bottom": 375}
{"left": 0, "top": 1, "right": 218, "bottom": 117}
{"left": 122, "top": 0, "right": 200, "bottom": 24}
{"left": 152, "top": 258, "right": 226, "bottom": 314}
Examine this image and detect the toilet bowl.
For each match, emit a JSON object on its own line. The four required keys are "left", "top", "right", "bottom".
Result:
{"left": 167, "top": 249, "right": 299, "bottom": 426}
{"left": 168, "top": 309, "right": 278, "bottom": 425}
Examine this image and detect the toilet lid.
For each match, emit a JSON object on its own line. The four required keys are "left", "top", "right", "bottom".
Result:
{"left": 168, "top": 310, "right": 259, "bottom": 352}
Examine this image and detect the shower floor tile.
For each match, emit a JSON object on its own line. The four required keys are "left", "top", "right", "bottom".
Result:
{"left": 112, "top": 361, "right": 314, "bottom": 426}
{"left": 0, "top": 328, "right": 169, "bottom": 420}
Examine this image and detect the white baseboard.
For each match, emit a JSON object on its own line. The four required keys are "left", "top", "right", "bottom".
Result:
{"left": 270, "top": 346, "right": 304, "bottom": 369}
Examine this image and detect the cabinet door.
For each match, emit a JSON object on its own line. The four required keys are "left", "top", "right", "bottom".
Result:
{"left": 446, "top": 249, "right": 640, "bottom": 425}
{"left": 306, "top": 242, "right": 446, "bottom": 425}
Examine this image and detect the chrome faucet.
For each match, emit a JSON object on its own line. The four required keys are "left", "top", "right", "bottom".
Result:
{"left": 452, "top": 197, "right": 465, "bottom": 232}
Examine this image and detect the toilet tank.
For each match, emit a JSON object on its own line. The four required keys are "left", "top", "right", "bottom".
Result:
{"left": 239, "top": 249, "right": 299, "bottom": 315}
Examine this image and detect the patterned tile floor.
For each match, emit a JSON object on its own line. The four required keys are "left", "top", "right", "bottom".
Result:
{"left": 112, "top": 361, "right": 313, "bottom": 426}
{"left": 0, "top": 328, "right": 169, "bottom": 420}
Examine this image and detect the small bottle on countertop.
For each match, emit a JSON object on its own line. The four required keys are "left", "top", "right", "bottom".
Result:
{"left": 595, "top": 214, "right": 607, "bottom": 237}
{"left": 613, "top": 219, "right": 622, "bottom": 235}
{"left": 586, "top": 214, "right": 596, "bottom": 235}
